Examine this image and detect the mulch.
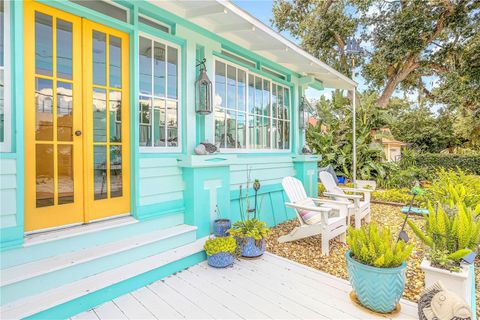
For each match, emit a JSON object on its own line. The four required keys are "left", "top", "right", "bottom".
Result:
{"left": 266, "top": 203, "right": 479, "bottom": 313}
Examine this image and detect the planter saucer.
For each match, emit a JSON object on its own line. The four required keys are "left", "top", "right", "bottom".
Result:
{"left": 349, "top": 292, "right": 401, "bottom": 317}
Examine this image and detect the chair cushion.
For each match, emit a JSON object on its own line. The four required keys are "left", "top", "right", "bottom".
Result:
{"left": 298, "top": 210, "right": 324, "bottom": 225}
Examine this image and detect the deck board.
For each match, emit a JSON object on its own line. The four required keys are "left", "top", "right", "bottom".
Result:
{"left": 74, "top": 253, "right": 418, "bottom": 319}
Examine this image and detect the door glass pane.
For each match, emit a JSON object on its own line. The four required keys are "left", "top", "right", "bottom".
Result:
{"left": 272, "top": 84, "right": 277, "bottom": 118}
{"left": 0, "top": 70, "right": 3, "bottom": 142}
{"left": 214, "top": 109, "right": 225, "bottom": 148}
{"left": 57, "top": 19, "right": 73, "bottom": 80}
{"left": 0, "top": 0, "right": 4, "bottom": 66}
{"left": 284, "top": 88, "right": 290, "bottom": 119}
{"left": 109, "top": 90, "right": 121, "bottom": 142}
{"left": 139, "top": 37, "right": 152, "bottom": 95}
{"left": 226, "top": 65, "right": 236, "bottom": 110}
{"left": 93, "top": 88, "right": 107, "bottom": 142}
{"left": 238, "top": 70, "right": 246, "bottom": 111}
{"left": 167, "top": 46, "right": 177, "bottom": 99}
{"left": 153, "top": 98, "right": 165, "bottom": 147}
{"left": 139, "top": 96, "right": 151, "bottom": 146}
{"left": 35, "top": 12, "right": 53, "bottom": 76}
{"left": 92, "top": 31, "right": 106, "bottom": 86}
{"left": 35, "top": 78, "right": 53, "bottom": 141}
{"left": 284, "top": 121, "right": 290, "bottom": 149}
{"left": 237, "top": 112, "right": 245, "bottom": 149}
{"left": 36, "top": 144, "right": 54, "bottom": 207}
{"left": 57, "top": 81, "right": 73, "bottom": 141}
{"left": 214, "top": 61, "right": 225, "bottom": 109}
{"left": 58, "top": 144, "right": 74, "bottom": 205}
{"left": 110, "top": 146, "right": 122, "bottom": 198}
{"left": 166, "top": 100, "right": 177, "bottom": 147}
{"left": 94, "top": 145, "right": 107, "bottom": 200}
{"left": 153, "top": 42, "right": 165, "bottom": 97}
{"left": 109, "top": 35, "right": 121, "bottom": 89}
{"left": 277, "top": 86, "right": 284, "bottom": 120}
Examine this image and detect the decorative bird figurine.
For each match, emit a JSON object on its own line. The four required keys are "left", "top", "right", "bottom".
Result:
{"left": 194, "top": 140, "right": 219, "bottom": 155}
{"left": 302, "top": 145, "right": 312, "bottom": 154}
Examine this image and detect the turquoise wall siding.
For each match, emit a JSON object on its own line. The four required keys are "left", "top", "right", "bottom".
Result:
{"left": 0, "top": 0, "right": 321, "bottom": 250}
{"left": 0, "top": 158, "right": 17, "bottom": 229}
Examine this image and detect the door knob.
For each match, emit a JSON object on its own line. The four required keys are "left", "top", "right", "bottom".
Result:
{"left": 75, "top": 130, "right": 82, "bottom": 136}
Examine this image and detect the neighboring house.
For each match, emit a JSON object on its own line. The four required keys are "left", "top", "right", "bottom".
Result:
{"left": 0, "top": 1, "right": 356, "bottom": 318}
{"left": 371, "top": 128, "right": 407, "bottom": 161}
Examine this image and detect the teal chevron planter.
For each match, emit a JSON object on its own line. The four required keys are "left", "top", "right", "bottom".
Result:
{"left": 345, "top": 250, "right": 407, "bottom": 313}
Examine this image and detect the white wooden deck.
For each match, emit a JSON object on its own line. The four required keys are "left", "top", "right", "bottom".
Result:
{"left": 72, "top": 253, "right": 418, "bottom": 320}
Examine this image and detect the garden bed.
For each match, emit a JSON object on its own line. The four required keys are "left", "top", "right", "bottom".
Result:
{"left": 266, "top": 203, "right": 479, "bottom": 314}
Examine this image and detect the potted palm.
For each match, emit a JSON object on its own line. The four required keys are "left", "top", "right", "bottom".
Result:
{"left": 204, "top": 236, "right": 237, "bottom": 268}
{"left": 346, "top": 223, "right": 413, "bottom": 313}
{"left": 407, "top": 201, "right": 480, "bottom": 304}
{"left": 228, "top": 177, "right": 270, "bottom": 258}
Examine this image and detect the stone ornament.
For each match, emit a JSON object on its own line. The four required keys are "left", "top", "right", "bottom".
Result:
{"left": 302, "top": 145, "right": 312, "bottom": 154}
{"left": 418, "top": 281, "right": 471, "bottom": 320}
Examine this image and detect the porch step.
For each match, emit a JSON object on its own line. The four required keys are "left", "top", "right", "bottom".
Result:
{"left": 1, "top": 212, "right": 184, "bottom": 269}
{"left": 0, "top": 236, "right": 207, "bottom": 320}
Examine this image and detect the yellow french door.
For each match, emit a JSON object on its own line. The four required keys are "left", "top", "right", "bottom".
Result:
{"left": 24, "top": 1, "right": 130, "bottom": 232}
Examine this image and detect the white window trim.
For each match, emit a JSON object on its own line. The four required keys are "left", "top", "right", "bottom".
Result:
{"left": 213, "top": 57, "right": 292, "bottom": 154}
{"left": 138, "top": 32, "right": 182, "bottom": 153}
{"left": 0, "top": 0, "right": 11, "bottom": 152}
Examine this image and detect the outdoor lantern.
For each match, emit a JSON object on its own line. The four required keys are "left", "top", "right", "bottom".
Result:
{"left": 195, "top": 58, "right": 213, "bottom": 115}
{"left": 299, "top": 96, "right": 315, "bottom": 129}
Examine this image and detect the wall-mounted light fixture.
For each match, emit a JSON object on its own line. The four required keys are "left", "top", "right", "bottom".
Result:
{"left": 195, "top": 58, "right": 213, "bottom": 115}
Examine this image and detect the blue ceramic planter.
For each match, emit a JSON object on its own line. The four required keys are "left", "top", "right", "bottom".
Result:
{"left": 345, "top": 250, "right": 407, "bottom": 313}
{"left": 207, "top": 252, "right": 234, "bottom": 268}
{"left": 213, "top": 219, "right": 231, "bottom": 237}
{"left": 241, "top": 237, "right": 265, "bottom": 258}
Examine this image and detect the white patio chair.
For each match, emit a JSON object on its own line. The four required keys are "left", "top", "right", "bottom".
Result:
{"left": 281, "top": 176, "right": 349, "bottom": 256}
{"left": 319, "top": 171, "right": 372, "bottom": 229}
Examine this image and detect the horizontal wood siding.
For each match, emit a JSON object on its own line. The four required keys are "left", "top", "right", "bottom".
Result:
{"left": 229, "top": 156, "right": 296, "bottom": 226}
{"left": 0, "top": 158, "right": 17, "bottom": 228}
{"left": 139, "top": 157, "right": 184, "bottom": 208}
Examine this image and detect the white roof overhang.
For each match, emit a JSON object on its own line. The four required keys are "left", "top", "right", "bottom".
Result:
{"left": 149, "top": 0, "right": 357, "bottom": 90}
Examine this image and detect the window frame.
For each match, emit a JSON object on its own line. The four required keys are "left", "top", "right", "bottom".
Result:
{"left": 213, "top": 57, "right": 292, "bottom": 153}
{"left": 0, "top": 0, "right": 11, "bottom": 152}
{"left": 138, "top": 32, "right": 182, "bottom": 153}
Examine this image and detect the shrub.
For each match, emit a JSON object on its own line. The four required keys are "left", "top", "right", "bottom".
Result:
{"left": 407, "top": 202, "right": 480, "bottom": 271}
{"left": 204, "top": 236, "right": 237, "bottom": 256}
{"left": 378, "top": 165, "right": 432, "bottom": 189}
{"left": 426, "top": 168, "right": 480, "bottom": 209}
{"left": 346, "top": 223, "right": 413, "bottom": 268}
{"left": 409, "top": 153, "right": 480, "bottom": 175}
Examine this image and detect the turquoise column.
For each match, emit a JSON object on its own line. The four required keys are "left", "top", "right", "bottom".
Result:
{"left": 293, "top": 155, "right": 321, "bottom": 198}
{"left": 180, "top": 155, "right": 234, "bottom": 238}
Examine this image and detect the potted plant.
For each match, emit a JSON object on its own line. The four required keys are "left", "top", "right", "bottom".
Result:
{"left": 407, "top": 201, "right": 480, "bottom": 304}
{"left": 229, "top": 177, "right": 270, "bottom": 258}
{"left": 346, "top": 223, "right": 413, "bottom": 313}
{"left": 204, "top": 236, "right": 237, "bottom": 268}
{"left": 212, "top": 205, "right": 231, "bottom": 237}
{"left": 229, "top": 218, "right": 270, "bottom": 258}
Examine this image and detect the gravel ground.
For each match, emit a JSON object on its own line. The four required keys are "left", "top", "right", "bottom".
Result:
{"left": 266, "top": 203, "right": 479, "bottom": 313}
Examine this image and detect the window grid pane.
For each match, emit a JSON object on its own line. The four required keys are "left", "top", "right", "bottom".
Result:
{"left": 138, "top": 36, "right": 179, "bottom": 150}
{"left": 214, "top": 58, "right": 290, "bottom": 151}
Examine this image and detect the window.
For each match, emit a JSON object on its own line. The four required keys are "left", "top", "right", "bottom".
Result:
{"left": 138, "top": 35, "right": 180, "bottom": 151}
{"left": 139, "top": 15, "right": 170, "bottom": 34}
{"left": 221, "top": 50, "right": 256, "bottom": 68}
{"left": 0, "top": 0, "right": 10, "bottom": 151}
{"left": 214, "top": 59, "right": 290, "bottom": 151}
{"left": 71, "top": 0, "right": 128, "bottom": 22}
{"left": 261, "top": 66, "right": 286, "bottom": 81}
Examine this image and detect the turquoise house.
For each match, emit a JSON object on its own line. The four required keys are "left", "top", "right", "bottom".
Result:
{"left": 0, "top": 0, "right": 356, "bottom": 318}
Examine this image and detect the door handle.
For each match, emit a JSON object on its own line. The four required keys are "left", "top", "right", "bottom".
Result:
{"left": 75, "top": 130, "right": 82, "bottom": 136}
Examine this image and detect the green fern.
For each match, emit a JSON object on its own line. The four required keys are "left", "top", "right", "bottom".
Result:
{"left": 407, "top": 200, "right": 480, "bottom": 271}
{"left": 347, "top": 223, "right": 413, "bottom": 268}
